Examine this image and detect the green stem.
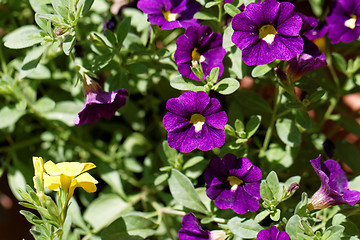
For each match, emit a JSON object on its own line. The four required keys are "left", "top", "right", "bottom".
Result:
{"left": 0, "top": 45, "right": 8, "bottom": 75}
{"left": 260, "top": 84, "right": 281, "bottom": 154}
{"left": 218, "top": 4, "right": 223, "bottom": 32}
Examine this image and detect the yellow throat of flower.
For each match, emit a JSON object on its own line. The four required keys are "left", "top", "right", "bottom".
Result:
{"left": 227, "top": 176, "right": 243, "bottom": 191}
{"left": 162, "top": 10, "right": 179, "bottom": 21}
{"left": 189, "top": 113, "right": 205, "bottom": 132}
{"left": 259, "top": 24, "right": 278, "bottom": 44}
{"left": 191, "top": 48, "right": 205, "bottom": 68}
{"left": 345, "top": 14, "right": 357, "bottom": 29}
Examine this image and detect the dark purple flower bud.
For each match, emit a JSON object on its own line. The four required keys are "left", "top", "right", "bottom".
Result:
{"left": 75, "top": 74, "right": 128, "bottom": 126}
{"left": 178, "top": 213, "right": 210, "bottom": 240}
{"left": 323, "top": 138, "right": 335, "bottom": 158}
{"left": 257, "top": 226, "right": 290, "bottom": 240}
{"left": 174, "top": 25, "right": 226, "bottom": 81}
{"left": 326, "top": 0, "right": 360, "bottom": 44}
{"left": 137, "top": 0, "right": 201, "bottom": 30}
{"left": 275, "top": 67, "right": 288, "bottom": 83}
{"left": 307, "top": 155, "right": 360, "bottom": 211}
{"left": 286, "top": 37, "right": 327, "bottom": 80}
{"left": 104, "top": 16, "right": 117, "bottom": 32}
{"left": 204, "top": 154, "right": 262, "bottom": 214}
{"left": 163, "top": 91, "right": 227, "bottom": 152}
{"left": 231, "top": 0, "right": 303, "bottom": 65}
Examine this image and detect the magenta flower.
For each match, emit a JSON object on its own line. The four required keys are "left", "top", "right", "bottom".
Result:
{"left": 174, "top": 25, "right": 226, "bottom": 81}
{"left": 163, "top": 91, "right": 227, "bottom": 153}
{"left": 326, "top": 0, "right": 360, "bottom": 43}
{"left": 204, "top": 154, "right": 262, "bottom": 214}
{"left": 257, "top": 226, "right": 290, "bottom": 240}
{"left": 231, "top": 0, "right": 303, "bottom": 65}
{"left": 308, "top": 155, "right": 360, "bottom": 211}
{"left": 137, "top": 0, "right": 201, "bottom": 30}
{"left": 75, "top": 75, "right": 128, "bottom": 126}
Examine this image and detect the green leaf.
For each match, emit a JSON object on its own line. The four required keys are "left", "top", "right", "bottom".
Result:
{"left": 295, "top": 109, "right": 312, "bottom": 129}
{"left": 101, "top": 217, "right": 143, "bottom": 240}
{"left": 29, "top": 0, "right": 52, "bottom": 14}
{"left": 19, "top": 46, "right": 46, "bottom": 79}
{"left": 51, "top": 0, "right": 70, "bottom": 20}
{"left": 63, "top": 33, "right": 76, "bottom": 55}
{"left": 260, "top": 180, "right": 273, "bottom": 201}
{"left": 266, "top": 171, "right": 282, "bottom": 201}
{"left": 286, "top": 215, "right": 307, "bottom": 240}
{"left": 205, "top": 1, "right": 222, "bottom": 8}
{"left": 183, "top": 156, "right": 204, "bottom": 170}
{"left": 309, "top": 0, "right": 324, "bottom": 17}
{"left": 228, "top": 47, "right": 243, "bottom": 79}
{"left": 252, "top": 64, "right": 272, "bottom": 78}
{"left": 212, "top": 78, "right": 240, "bottom": 95}
{"left": 20, "top": 210, "right": 41, "bottom": 225}
{"left": 276, "top": 118, "right": 302, "bottom": 147}
{"left": 0, "top": 106, "right": 25, "bottom": 129}
{"left": 223, "top": 25, "right": 235, "bottom": 49}
{"left": 170, "top": 75, "right": 205, "bottom": 92}
{"left": 43, "top": 101, "right": 83, "bottom": 126}
{"left": 332, "top": 52, "right": 347, "bottom": 74}
{"left": 160, "top": 141, "right": 177, "bottom": 166}
{"left": 228, "top": 217, "right": 263, "bottom": 239}
{"left": 7, "top": 167, "right": 26, "bottom": 201}
{"left": 322, "top": 226, "right": 345, "bottom": 240}
{"left": 168, "top": 169, "right": 208, "bottom": 214}
{"left": 254, "top": 210, "right": 270, "bottom": 223}
{"left": 308, "top": 89, "right": 325, "bottom": 102}
{"left": 236, "top": 89, "right": 272, "bottom": 114}
{"left": 116, "top": 17, "right": 131, "bottom": 47}
{"left": 209, "top": 67, "right": 220, "bottom": 84}
{"left": 335, "top": 139, "right": 360, "bottom": 174}
{"left": 84, "top": 194, "right": 132, "bottom": 230}
{"left": 224, "top": 3, "right": 240, "bottom": 17}
{"left": 270, "top": 208, "right": 281, "bottom": 221}
{"left": 4, "top": 25, "right": 42, "bottom": 49}
{"left": 33, "top": 97, "right": 56, "bottom": 113}
{"left": 154, "top": 173, "right": 169, "bottom": 186}
{"left": 76, "top": 0, "right": 95, "bottom": 17}
{"left": 246, "top": 115, "right": 261, "bottom": 138}
{"left": 194, "top": 12, "right": 218, "bottom": 21}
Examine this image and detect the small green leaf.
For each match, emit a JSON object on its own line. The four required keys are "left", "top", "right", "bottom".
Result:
{"left": 183, "top": 156, "right": 204, "bottom": 170}
{"left": 194, "top": 12, "right": 218, "bottom": 21}
{"left": 168, "top": 169, "right": 208, "bottom": 214}
{"left": 252, "top": 64, "right": 272, "bottom": 78}
{"left": 205, "top": 1, "right": 222, "bottom": 8}
{"left": 209, "top": 67, "right": 219, "bottom": 84}
{"left": 270, "top": 209, "right": 281, "bottom": 221}
{"left": 4, "top": 25, "right": 42, "bottom": 49}
{"left": 0, "top": 106, "right": 25, "bottom": 129}
{"left": 170, "top": 75, "right": 205, "bottom": 92}
{"left": 276, "top": 118, "right": 302, "bottom": 147}
{"left": 116, "top": 18, "right": 131, "bottom": 47}
{"left": 260, "top": 180, "right": 273, "bottom": 201}
{"left": 266, "top": 171, "right": 282, "bottom": 201}
{"left": 212, "top": 78, "right": 240, "bottom": 95}
{"left": 246, "top": 115, "right": 261, "bottom": 138}
{"left": 63, "top": 33, "right": 76, "bottom": 55}
{"left": 33, "top": 97, "right": 56, "bottom": 113}
{"left": 322, "top": 226, "right": 345, "bottom": 240}
{"left": 254, "top": 210, "right": 270, "bottom": 223}
{"left": 224, "top": 3, "right": 241, "bottom": 17}
{"left": 154, "top": 173, "right": 169, "bottom": 186}
{"left": 223, "top": 25, "right": 235, "bottom": 49}
{"left": 19, "top": 45, "right": 46, "bottom": 79}
{"left": 332, "top": 52, "right": 347, "bottom": 74}
{"left": 295, "top": 109, "right": 312, "bottom": 129}
{"left": 76, "top": 0, "right": 95, "bottom": 17}
{"left": 51, "top": 0, "right": 70, "bottom": 20}
{"left": 228, "top": 217, "right": 263, "bottom": 239}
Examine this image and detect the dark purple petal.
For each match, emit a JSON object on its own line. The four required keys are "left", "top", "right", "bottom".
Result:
{"left": 75, "top": 89, "right": 128, "bottom": 126}
{"left": 261, "top": 0, "right": 280, "bottom": 24}
{"left": 163, "top": 112, "right": 190, "bottom": 132}
{"left": 178, "top": 213, "right": 210, "bottom": 240}
{"left": 205, "top": 111, "right": 227, "bottom": 130}
{"left": 257, "top": 226, "right": 290, "bottom": 240}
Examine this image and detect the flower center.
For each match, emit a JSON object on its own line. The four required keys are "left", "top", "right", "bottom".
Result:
{"left": 344, "top": 14, "right": 357, "bottom": 29}
{"left": 189, "top": 113, "right": 205, "bottom": 132}
{"left": 191, "top": 48, "right": 205, "bottom": 67}
{"left": 162, "top": 10, "right": 180, "bottom": 21}
{"left": 259, "top": 24, "right": 278, "bottom": 44}
{"left": 227, "top": 176, "right": 243, "bottom": 191}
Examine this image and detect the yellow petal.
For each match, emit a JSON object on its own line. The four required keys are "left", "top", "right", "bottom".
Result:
{"left": 33, "top": 157, "right": 44, "bottom": 174}
{"left": 68, "top": 173, "right": 98, "bottom": 199}
{"left": 44, "top": 160, "right": 62, "bottom": 175}
{"left": 59, "top": 174, "right": 73, "bottom": 192}
{"left": 43, "top": 173, "right": 60, "bottom": 191}
{"left": 81, "top": 162, "right": 96, "bottom": 173}
{"left": 57, "top": 162, "right": 83, "bottom": 177}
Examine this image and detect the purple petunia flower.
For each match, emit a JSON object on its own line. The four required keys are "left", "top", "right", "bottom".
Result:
{"left": 137, "top": 0, "right": 201, "bottom": 30}
{"left": 163, "top": 91, "right": 227, "bottom": 152}
{"left": 257, "top": 226, "right": 290, "bottom": 240}
{"left": 204, "top": 154, "right": 262, "bottom": 214}
{"left": 286, "top": 37, "right": 327, "bottom": 80}
{"left": 75, "top": 75, "right": 128, "bottom": 126}
{"left": 304, "top": 21, "right": 328, "bottom": 40}
{"left": 307, "top": 155, "right": 360, "bottom": 211}
{"left": 174, "top": 25, "right": 226, "bottom": 81}
{"left": 326, "top": 0, "right": 360, "bottom": 44}
{"left": 231, "top": 0, "right": 303, "bottom": 65}
{"left": 178, "top": 213, "right": 210, "bottom": 240}
{"left": 178, "top": 213, "right": 227, "bottom": 240}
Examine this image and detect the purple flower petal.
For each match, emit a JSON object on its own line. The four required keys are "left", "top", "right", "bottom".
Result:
{"left": 257, "top": 226, "right": 290, "bottom": 240}
{"left": 178, "top": 213, "right": 210, "bottom": 240}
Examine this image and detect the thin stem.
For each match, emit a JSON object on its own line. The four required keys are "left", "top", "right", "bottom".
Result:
{"left": 260, "top": 84, "right": 281, "bottom": 154}
{"left": 218, "top": 4, "right": 223, "bottom": 32}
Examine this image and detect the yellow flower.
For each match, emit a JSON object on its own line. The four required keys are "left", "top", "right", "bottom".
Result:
{"left": 33, "top": 157, "right": 45, "bottom": 186}
{"left": 43, "top": 161, "right": 98, "bottom": 199}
